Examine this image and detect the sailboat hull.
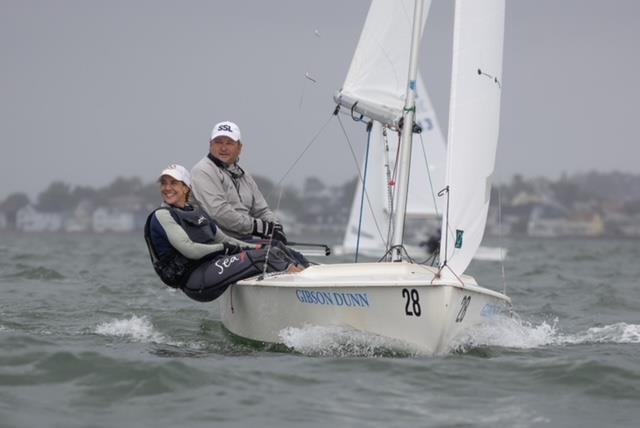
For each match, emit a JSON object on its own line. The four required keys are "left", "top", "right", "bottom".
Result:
{"left": 219, "top": 263, "right": 510, "bottom": 354}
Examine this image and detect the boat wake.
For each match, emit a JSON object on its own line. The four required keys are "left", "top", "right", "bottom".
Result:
{"left": 94, "top": 315, "right": 173, "bottom": 345}
{"left": 450, "top": 316, "right": 640, "bottom": 353}
{"left": 561, "top": 322, "right": 640, "bottom": 345}
{"left": 280, "top": 318, "right": 640, "bottom": 357}
{"left": 279, "top": 325, "right": 423, "bottom": 357}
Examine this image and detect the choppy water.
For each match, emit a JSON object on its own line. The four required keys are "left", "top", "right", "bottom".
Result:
{"left": 1, "top": 233, "right": 639, "bottom": 427}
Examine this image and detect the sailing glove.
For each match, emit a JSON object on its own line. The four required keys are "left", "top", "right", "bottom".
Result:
{"left": 252, "top": 219, "right": 288, "bottom": 244}
{"left": 222, "top": 242, "right": 242, "bottom": 255}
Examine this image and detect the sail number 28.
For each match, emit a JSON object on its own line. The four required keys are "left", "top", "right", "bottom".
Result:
{"left": 402, "top": 288, "right": 422, "bottom": 317}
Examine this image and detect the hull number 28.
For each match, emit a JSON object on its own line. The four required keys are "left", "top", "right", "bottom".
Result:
{"left": 402, "top": 288, "right": 422, "bottom": 317}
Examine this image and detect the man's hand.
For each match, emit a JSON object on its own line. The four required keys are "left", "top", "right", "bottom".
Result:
{"left": 222, "top": 242, "right": 242, "bottom": 255}
{"left": 271, "top": 223, "right": 287, "bottom": 244}
{"left": 253, "top": 219, "right": 288, "bottom": 244}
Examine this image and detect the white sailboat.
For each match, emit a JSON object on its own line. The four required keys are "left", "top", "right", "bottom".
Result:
{"left": 220, "top": 0, "right": 511, "bottom": 354}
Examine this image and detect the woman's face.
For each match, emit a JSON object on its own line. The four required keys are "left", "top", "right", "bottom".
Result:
{"left": 160, "top": 175, "right": 189, "bottom": 207}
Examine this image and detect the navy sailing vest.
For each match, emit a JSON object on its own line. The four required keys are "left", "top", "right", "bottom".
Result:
{"left": 144, "top": 204, "right": 219, "bottom": 288}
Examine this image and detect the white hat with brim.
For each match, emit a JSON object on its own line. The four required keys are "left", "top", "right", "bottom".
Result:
{"left": 211, "top": 121, "right": 241, "bottom": 142}
{"left": 159, "top": 164, "right": 192, "bottom": 188}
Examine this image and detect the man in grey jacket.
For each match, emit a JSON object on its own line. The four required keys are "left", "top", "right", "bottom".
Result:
{"left": 191, "top": 121, "right": 287, "bottom": 243}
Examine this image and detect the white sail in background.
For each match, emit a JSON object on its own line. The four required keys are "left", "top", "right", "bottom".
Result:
{"left": 334, "top": 0, "right": 432, "bottom": 128}
{"left": 439, "top": 0, "right": 506, "bottom": 276}
{"left": 341, "top": 121, "right": 390, "bottom": 254}
{"left": 396, "top": 75, "right": 446, "bottom": 217}
{"left": 340, "top": 75, "right": 446, "bottom": 255}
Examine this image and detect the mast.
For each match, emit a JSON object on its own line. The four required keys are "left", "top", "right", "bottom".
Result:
{"left": 391, "top": 0, "right": 425, "bottom": 261}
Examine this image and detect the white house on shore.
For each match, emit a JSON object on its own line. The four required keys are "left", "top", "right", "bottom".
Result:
{"left": 16, "top": 205, "right": 63, "bottom": 232}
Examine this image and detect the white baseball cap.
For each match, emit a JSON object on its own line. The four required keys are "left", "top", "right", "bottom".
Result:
{"left": 211, "top": 121, "right": 241, "bottom": 142}
{"left": 159, "top": 164, "right": 192, "bottom": 188}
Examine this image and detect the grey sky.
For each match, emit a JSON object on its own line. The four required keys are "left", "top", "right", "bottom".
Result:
{"left": 1, "top": 0, "right": 638, "bottom": 201}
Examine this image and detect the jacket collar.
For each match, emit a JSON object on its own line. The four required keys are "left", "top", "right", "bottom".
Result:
{"left": 207, "top": 153, "right": 245, "bottom": 179}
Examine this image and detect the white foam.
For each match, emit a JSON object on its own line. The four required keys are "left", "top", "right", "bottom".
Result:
{"left": 563, "top": 322, "right": 640, "bottom": 345}
{"left": 450, "top": 316, "right": 560, "bottom": 351}
{"left": 279, "top": 325, "right": 421, "bottom": 357}
{"left": 451, "top": 317, "right": 640, "bottom": 352}
{"left": 95, "top": 315, "right": 167, "bottom": 343}
{"left": 279, "top": 318, "right": 640, "bottom": 356}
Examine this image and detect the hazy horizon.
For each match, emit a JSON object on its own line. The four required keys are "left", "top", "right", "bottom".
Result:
{"left": 2, "top": 0, "right": 639, "bottom": 201}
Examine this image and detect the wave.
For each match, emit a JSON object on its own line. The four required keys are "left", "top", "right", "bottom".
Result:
{"left": 279, "top": 318, "right": 640, "bottom": 357}
{"left": 93, "top": 315, "right": 229, "bottom": 356}
{"left": 563, "top": 322, "right": 640, "bottom": 345}
{"left": 2, "top": 265, "right": 65, "bottom": 280}
{"left": 451, "top": 317, "right": 640, "bottom": 352}
{"left": 94, "top": 315, "right": 175, "bottom": 345}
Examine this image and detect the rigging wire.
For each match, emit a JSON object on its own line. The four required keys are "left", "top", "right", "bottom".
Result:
{"left": 337, "top": 115, "right": 387, "bottom": 248}
{"left": 417, "top": 132, "right": 441, "bottom": 218}
{"left": 383, "top": 129, "right": 403, "bottom": 261}
{"left": 382, "top": 127, "right": 395, "bottom": 251}
{"left": 498, "top": 187, "right": 508, "bottom": 295}
{"left": 259, "top": 187, "right": 285, "bottom": 280}
{"left": 354, "top": 126, "right": 374, "bottom": 263}
{"left": 267, "top": 112, "right": 335, "bottom": 200}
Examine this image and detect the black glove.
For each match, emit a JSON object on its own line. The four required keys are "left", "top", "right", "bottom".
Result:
{"left": 222, "top": 242, "right": 242, "bottom": 255}
{"left": 252, "top": 219, "right": 288, "bottom": 244}
{"left": 271, "top": 223, "right": 288, "bottom": 244}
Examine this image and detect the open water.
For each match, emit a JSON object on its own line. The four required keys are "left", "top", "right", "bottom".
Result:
{"left": 1, "top": 232, "right": 639, "bottom": 428}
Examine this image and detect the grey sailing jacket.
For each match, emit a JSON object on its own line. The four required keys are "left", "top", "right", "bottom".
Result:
{"left": 190, "top": 156, "right": 278, "bottom": 239}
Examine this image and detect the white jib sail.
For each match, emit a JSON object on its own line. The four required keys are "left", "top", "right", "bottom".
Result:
{"left": 334, "top": 0, "right": 432, "bottom": 128}
{"left": 439, "top": 0, "right": 506, "bottom": 277}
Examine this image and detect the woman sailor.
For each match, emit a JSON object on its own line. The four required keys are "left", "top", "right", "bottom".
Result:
{"left": 144, "top": 164, "right": 305, "bottom": 302}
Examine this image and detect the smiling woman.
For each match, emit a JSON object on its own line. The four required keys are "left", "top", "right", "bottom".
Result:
{"left": 159, "top": 170, "right": 191, "bottom": 209}
{"left": 143, "top": 164, "right": 308, "bottom": 302}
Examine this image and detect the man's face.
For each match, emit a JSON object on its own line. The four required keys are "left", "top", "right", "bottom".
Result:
{"left": 210, "top": 136, "right": 242, "bottom": 166}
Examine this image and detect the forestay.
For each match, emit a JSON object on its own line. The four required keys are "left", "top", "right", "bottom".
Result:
{"left": 439, "top": 0, "right": 506, "bottom": 277}
{"left": 341, "top": 121, "right": 390, "bottom": 253}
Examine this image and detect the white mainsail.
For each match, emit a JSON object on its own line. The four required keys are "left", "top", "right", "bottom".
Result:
{"left": 335, "top": 0, "right": 432, "bottom": 128}
{"left": 439, "top": 0, "right": 505, "bottom": 277}
{"left": 337, "top": 0, "right": 444, "bottom": 256}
